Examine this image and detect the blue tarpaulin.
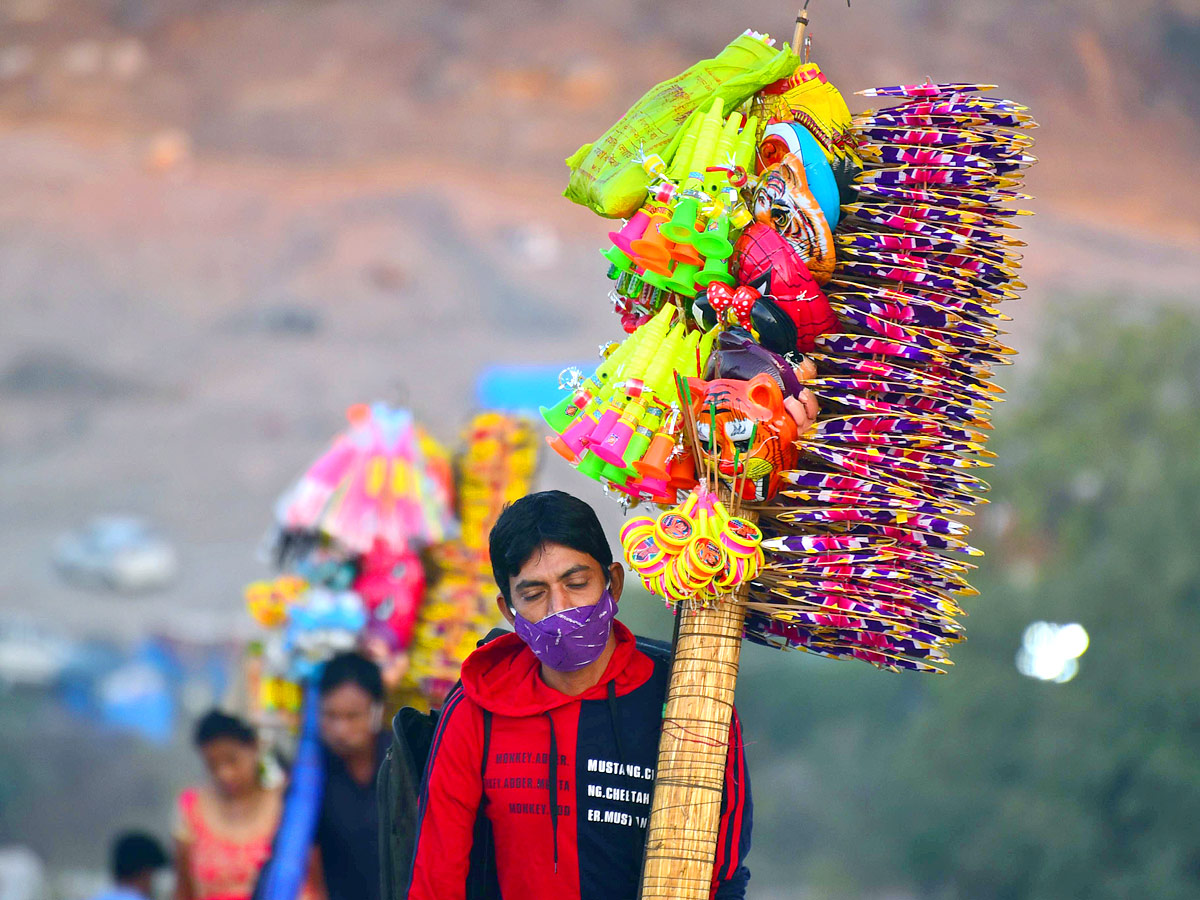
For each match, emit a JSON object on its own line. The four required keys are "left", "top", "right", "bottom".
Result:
{"left": 474, "top": 364, "right": 592, "bottom": 412}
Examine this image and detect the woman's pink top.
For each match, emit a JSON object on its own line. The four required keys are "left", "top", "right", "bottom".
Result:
{"left": 177, "top": 787, "right": 276, "bottom": 900}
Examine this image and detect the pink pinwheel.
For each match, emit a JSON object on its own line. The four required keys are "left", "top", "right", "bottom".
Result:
{"left": 276, "top": 402, "right": 456, "bottom": 555}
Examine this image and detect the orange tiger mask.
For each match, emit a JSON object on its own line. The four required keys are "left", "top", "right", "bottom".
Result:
{"left": 686, "top": 374, "right": 799, "bottom": 501}
{"left": 752, "top": 151, "right": 836, "bottom": 285}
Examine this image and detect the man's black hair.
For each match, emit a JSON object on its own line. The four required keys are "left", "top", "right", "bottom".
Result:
{"left": 111, "top": 831, "right": 168, "bottom": 882}
{"left": 318, "top": 651, "right": 384, "bottom": 702}
{"left": 193, "top": 708, "right": 256, "bottom": 748}
{"left": 489, "top": 490, "right": 613, "bottom": 605}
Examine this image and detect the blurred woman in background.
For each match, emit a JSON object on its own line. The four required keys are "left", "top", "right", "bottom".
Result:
{"left": 175, "top": 710, "right": 320, "bottom": 900}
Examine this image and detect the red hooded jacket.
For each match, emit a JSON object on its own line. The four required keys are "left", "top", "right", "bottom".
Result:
{"left": 407, "top": 621, "right": 751, "bottom": 900}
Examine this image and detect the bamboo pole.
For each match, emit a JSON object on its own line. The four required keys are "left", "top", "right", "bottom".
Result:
{"left": 637, "top": 10, "right": 808, "bottom": 893}
{"left": 793, "top": 4, "right": 810, "bottom": 62}
{"left": 639, "top": 507, "right": 756, "bottom": 900}
{"left": 792, "top": 7, "right": 811, "bottom": 60}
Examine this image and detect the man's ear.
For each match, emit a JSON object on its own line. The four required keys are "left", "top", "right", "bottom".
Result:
{"left": 608, "top": 561, "right": 625, "bottom": 603}
{"left": 496, "top": 594, "right": 516, "bottom": 626}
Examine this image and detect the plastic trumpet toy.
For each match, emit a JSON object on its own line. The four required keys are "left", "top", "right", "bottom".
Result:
{"left": 733, "top": 114, "right": 759, "bottom": 174}
{"left": 583, "top": 306, "right": 677, "bottom": 448}
{"left": 629, "top": 100, "right": 763, "bottom": 300}
{"left": 542, "top": 305, "right": 722, "bottom": 495}
{"left": 590, "top": 323, "right": 698, "bottom": 468}
{"left": 540, "top": 314, "right": 662, "bottom": 461}
{"left": 609, "top": 209, "right": 652, "bottom": 257}
{"left": 542, "top": 336, "right": 633, "bottom": 441}
{"left": 592, "top": 320, "right": 716, "bottom": 481}
{"left": 543, "top": 307, "right": 672, "bottom": 468}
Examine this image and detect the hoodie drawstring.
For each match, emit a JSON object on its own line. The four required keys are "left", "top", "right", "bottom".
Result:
{"left": 543, "top": 685, "right": 631, "bottom": 877}
{"left": 543, "top": 711, "right": 559, "bottom": 872}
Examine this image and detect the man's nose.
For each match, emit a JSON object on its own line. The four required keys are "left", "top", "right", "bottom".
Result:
{"left": 547, "top": 587, "right": 574, "bottom": 615}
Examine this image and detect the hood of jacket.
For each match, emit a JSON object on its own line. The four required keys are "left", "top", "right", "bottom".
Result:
{"left": 460, "top": 618, "right": 654, "bottom": 716}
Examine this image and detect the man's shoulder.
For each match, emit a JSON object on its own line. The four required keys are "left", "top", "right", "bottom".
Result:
{"left": 621, "top": 635, "right": 672, "bottom": 705}
{"left": 632, "top": 634, "right": 672, "bottom": 663}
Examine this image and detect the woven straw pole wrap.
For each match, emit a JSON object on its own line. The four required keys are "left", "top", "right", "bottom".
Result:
{"left": 639, "top": 508, "right": 754, "bottom": 900}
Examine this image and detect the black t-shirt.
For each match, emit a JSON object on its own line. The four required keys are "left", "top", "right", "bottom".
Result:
{"left": 316, "top": 732, "right": 389, "bottom": 900}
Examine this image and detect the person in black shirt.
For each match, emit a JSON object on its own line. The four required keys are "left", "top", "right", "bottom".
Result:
{"left": 315, "top": 652, "right": 389, "bottom": 900}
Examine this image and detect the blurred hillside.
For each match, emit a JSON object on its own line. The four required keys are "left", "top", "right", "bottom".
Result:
{"left": 2, "top": 0, "right": 1198, "bottom": 642}
{"left": 1, "top": 0, "right": 1196, "bottom": 224}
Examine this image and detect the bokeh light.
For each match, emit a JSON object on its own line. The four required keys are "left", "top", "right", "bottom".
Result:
{"left": 1015, "top": 621, "right": 1090, "bottom": 683}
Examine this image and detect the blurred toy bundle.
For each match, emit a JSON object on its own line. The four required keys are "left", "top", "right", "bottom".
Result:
{"left": 244, "top": 406, "right": 538, "bottom": 723}
{"left": 400, "top": 413, "right": 538, "bottom": 710}
{"left": 244, "top": 403, "right": 453, "bottom": 725}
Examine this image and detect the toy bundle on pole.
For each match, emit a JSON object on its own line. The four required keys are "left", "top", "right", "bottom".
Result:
{"left": 244, "top": 402, "right": 457, "bottom": 725}
{"left": 400, "top": 412, "right": 539, "bottom": 710}
{"left": 554, "top": 7, "right": 1035, "bottom": 898}
{"left": 243, "top": 403, "right": 458, "bottom": 900}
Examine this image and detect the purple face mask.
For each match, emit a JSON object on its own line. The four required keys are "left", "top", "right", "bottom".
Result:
{"left": 513, "top": 588, "right": 617, "bottom": 672}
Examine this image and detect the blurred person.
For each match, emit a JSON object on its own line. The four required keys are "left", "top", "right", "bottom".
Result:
{"left": 405, "top": 490, "right": 751, "bottom": 900}
{"left": 315, "top": 652, "right": 388, "bottom": 900}
{"left": 176, "top": 710, "right": 317, "bottom": 900}
{"left": 89, "top": 831, "right": 168, "bottom": 900}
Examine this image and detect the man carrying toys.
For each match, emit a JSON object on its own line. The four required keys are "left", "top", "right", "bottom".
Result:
{"left": 405, "top": 491, "right": 752, "bottom": 900}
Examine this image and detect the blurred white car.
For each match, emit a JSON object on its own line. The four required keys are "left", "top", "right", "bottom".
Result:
{"left": 52, "top": 516, "right": 178, "bottom": 592}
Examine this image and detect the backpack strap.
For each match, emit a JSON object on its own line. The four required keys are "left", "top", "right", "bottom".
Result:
{"left": 378, "top": 744, "right": 395, "bottom": 900}
{"left": 480, "top": 709, "right": 492, "bottom": 793}
{"left": 469, "top": 709, "right": 497, "bottom": 899}
{"left": 382, "top": 631, "right": 508, "bottom": 900}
